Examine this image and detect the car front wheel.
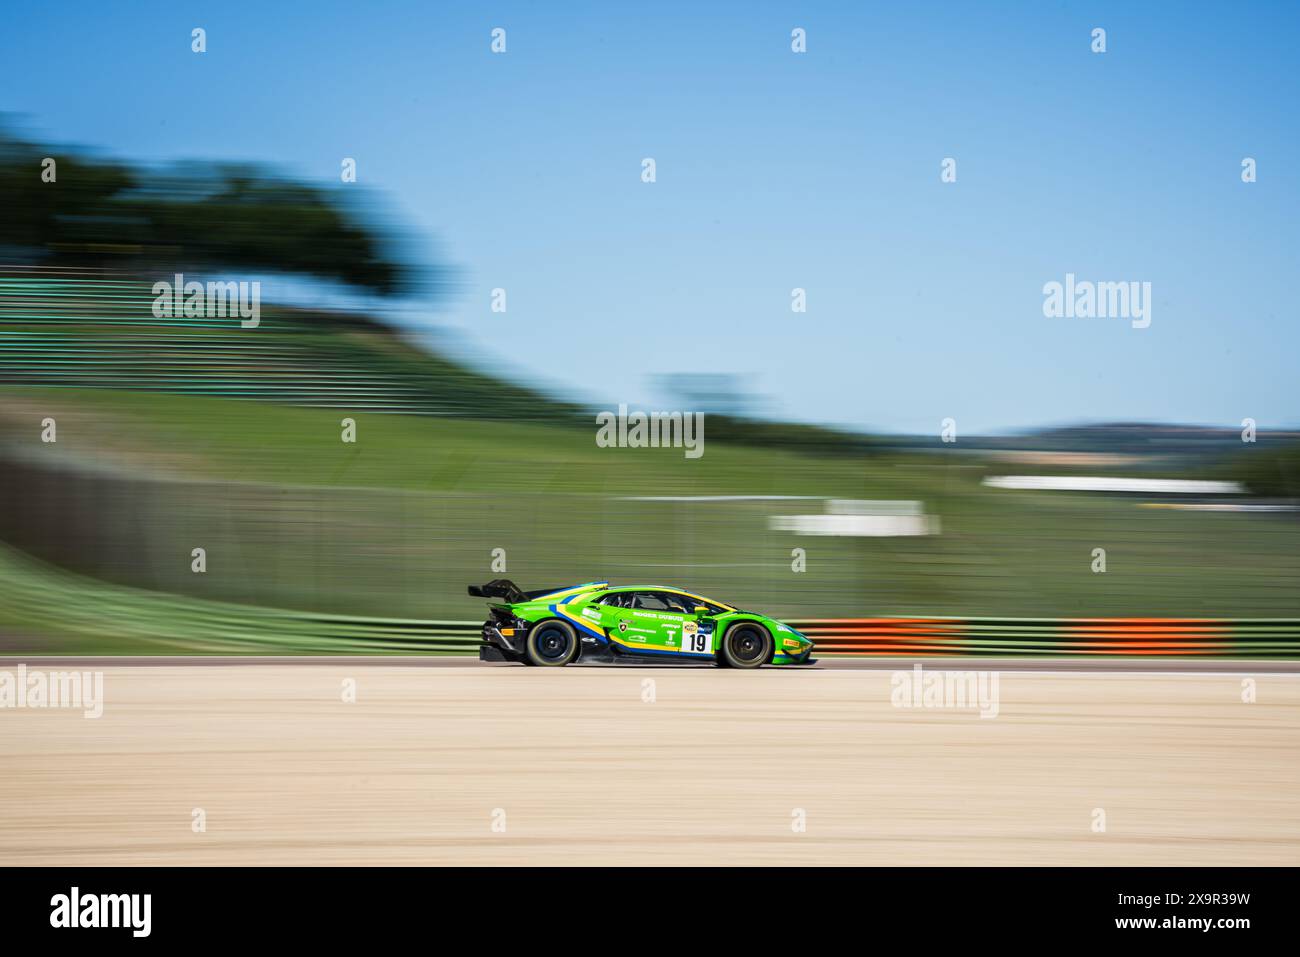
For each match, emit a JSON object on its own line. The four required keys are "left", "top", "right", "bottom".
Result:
{"left": 719, "top": 622, "right": 771, "bottom": 669}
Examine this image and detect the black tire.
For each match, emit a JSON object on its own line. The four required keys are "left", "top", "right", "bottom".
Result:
{"left": 524, "top": 620, "right": 579, "bottom": 667}
{"left": 719, "top": 622, "right": 772, "bottom": 669}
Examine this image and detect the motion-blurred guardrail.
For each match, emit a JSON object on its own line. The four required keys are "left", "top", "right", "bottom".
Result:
{"left": 791, "top": 618, "right": 1300, "bottom": 656}
{"left": 256, "top": 616, "right": 1300, "bottom": 657}
{"left": 203, "top": 616, "right": 1299, "bottom": 657}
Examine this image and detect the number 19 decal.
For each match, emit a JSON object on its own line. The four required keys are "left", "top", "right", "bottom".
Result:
{"left": 683, "top": 622, "right": 710, "bottom": 654}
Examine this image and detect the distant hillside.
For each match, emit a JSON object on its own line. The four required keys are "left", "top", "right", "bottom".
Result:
{"left": 882, "top": 422, "right": 1300, "bottom": 456}
{"left": 1018, "top": 423, "right": 1300, "bottom": 455}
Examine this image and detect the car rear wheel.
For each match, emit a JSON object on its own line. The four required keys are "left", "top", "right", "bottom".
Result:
{"left": 525, "top": 620, "right": 579, "bottom": 667}
{"left": 719, "top": 622, "right": 771, "bottom": 669}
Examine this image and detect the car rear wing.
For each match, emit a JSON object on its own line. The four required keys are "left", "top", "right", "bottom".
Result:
{"left": 467, "top": 579, "right": 529, "bottom": 604}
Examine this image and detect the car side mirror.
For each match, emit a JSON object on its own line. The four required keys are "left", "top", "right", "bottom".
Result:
{"left": 693, "top": 606, "right": 710, "bottom": 615}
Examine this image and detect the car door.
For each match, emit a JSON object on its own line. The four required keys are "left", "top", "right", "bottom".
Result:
{"left": 646, "top": 591, "right": 702, "bottom": 653}
{"left": 598, "top": 591, "right": 677, "bottom": 653}
{"left": 598, "top": 591, "right": 712, "bottom": 655}
{"left": 593, "top": 591, "right": 657, "bottom": 649}
{"left": 630, "top": 591, "right": 712, "bottom": 655}
{"left": 658, "top": 591, "right": 720, "bottom": 655}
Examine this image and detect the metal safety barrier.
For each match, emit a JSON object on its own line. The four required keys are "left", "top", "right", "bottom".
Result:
{"left": 790, "top": 618, "right": 1300, "bottom": 657}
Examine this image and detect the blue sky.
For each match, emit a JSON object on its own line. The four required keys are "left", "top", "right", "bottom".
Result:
{"left": 3, "top": 1, "right": 1297, "bottom": 433}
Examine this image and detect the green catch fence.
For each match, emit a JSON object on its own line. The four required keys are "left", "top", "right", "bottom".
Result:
{"left": 2, "top": 544, "right": 1298, "bottom": 657}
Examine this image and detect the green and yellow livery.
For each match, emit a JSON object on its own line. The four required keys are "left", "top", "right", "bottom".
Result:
{"left": 469, "top": 580, "right": 815, "bottom": 668}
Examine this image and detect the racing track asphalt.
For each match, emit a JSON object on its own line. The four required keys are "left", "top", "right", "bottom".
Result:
{"left": 7, "top": 655, "right": 1300, "bottom": 672}
{"left": 1, "top": 657, "right": 1297, "bottom": 865}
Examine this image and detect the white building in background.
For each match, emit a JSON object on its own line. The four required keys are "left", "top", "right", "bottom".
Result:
{"left": 769, "top": 500, "right": 938, "bottom": 537}
{"left": 981, "top": 476, "right": 1243, "bottom": 494}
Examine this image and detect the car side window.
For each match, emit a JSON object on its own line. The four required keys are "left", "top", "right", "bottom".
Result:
{"left": 654, "top": 592, "right": 694, "bottom": 614}
{"left": 674, "top": 594, "right": 725, "bottom": 615}
{"left": 599, "top": 592, "right": 722, "bottom": 613}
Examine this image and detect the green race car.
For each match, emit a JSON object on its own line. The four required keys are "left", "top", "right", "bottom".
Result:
{"left": 470, "top": 579, "right": 815, "bottom": 668}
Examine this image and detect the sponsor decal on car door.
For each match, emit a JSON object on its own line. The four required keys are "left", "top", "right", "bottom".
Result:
{"left": 680, "top": 617, "right": 712, "bottom": 654}
{"left": 643, "top": 592, "right": 713, "bottom": 654}
{"left": 652, "top": 592, "right": 714, "bottom": 654}
{"left": 604, "top": 603, "right": 661, "bottom": 648}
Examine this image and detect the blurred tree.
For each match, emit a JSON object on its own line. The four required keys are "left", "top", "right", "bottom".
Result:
{"left": 655, "top": 372, "right": 763, "bottom": 417}
{"left": 1226, "top": 442, "right": 1300, "bottom": 498}
{"left": 0, "top": 128, "right": 418, "bottom": 295}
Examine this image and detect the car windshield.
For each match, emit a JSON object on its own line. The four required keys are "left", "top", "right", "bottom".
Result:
{"left": 672, "top": 593, "right": 732, "bottom": 615}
